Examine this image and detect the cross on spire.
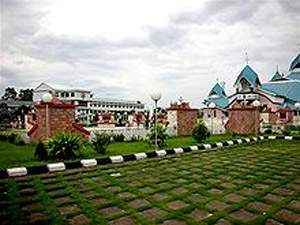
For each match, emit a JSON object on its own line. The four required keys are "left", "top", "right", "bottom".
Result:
{"left": 245, "top": 52, "right": 249, "bottom": 65}
{"left": 276, "top": 65, "right": 279, "bottom": 72}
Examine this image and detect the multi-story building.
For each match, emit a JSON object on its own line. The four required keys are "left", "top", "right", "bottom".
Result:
{"left": 33, "top": 82, "right": 146, "bottom": 124}
{"left": 202, "top": 52, "right": 300, "bottom": 134}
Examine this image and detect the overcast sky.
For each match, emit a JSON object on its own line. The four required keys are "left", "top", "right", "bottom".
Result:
{"left": 1, "top": 0, "right": 300, "bottom": 108}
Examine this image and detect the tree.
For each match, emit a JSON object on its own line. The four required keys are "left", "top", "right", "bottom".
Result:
{"left": 192, "top": 119, "right": 210, "bottom": 143}
{"left": 1, "top": 87, "right": 18, "bottom": 101}
{"left": 147, "top": 123, "right": 168, "bottom": 148}
{"left": 18, "top": 89, "right": 33, "bottom": 101}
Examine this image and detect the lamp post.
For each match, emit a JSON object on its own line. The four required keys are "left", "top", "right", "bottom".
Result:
{"left": 208, "top": 102, "right": 216, "bottom": 134}
{"left": 252, "top": 100, "right": 261, "bottom": 134}
{"left": 42, "top": 93, "right": 53, "bottom": 139}
{"left": 150, "top": 91, "right": 162, "bottom": 150}
{"left": 295, "top": 102, "right": 300, "bottom": 126}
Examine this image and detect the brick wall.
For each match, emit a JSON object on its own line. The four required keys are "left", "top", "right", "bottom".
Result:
{"left": 28, "top": 103, "right": 90, "bottom": 142}
{"left": 226, "top": 105, "right": 260, "bottom": 134}
{"left": 176, "top": 109, "right": 198, "bottom": 136}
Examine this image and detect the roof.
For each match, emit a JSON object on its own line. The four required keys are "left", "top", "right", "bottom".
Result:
{"left": 289, "top": 53, "right": 300, "bottom": 70}
{"left": 234, "top": 65, "right": 261, "bottom": 87}
{"left": 286, "top": 72, "right": 300, "bottom": 81}
{"left": 203, "top": 96, "right": 229, "bottom": 109}
{"left": 270, "top": 71, "right": 283, "bottom": 81}
{"left": 261, "top": 80, "right": 300, "bottom": 103}
{"left": 209, "top": 83, "right": 226, "bottom": 96}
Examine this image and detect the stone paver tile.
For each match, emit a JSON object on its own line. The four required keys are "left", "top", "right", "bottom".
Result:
{"left": 128, "top": 181, "right": 142, "bottom": 187}
{"left": 89, "top": 198, "right": 107, "bottom": 206}
{"left": 152, "top": 193, "right": 169, "bottom": 201}
{"left": 22, "top": 202, "right": 43, "bottom": 210}
{"left": 219, "top": 175, "right": 231, "bottom": 180}
{"left": 58, "top": 205, "right": 80, "bottom": 215}
{"left": 265, "top": 218, "right": 284, "bottom": 225}
{"left": 82, "top": 190, "right": 97, "bottom": 197}
{"left": 117, "top": 192, "right": 135, "bottom": 198}
{"left": 190, "top": 182, "right": 201, "bottom": 189}
{"left": 276, "top": 209, "right": 300, "bottom": 224}
{"left": 221, "top": 183, "right": 236, "bottom": 189}
{"left": 171, "top": 188, "right": 188, "bottom": 195}
{"left": 264, "top": 194, "right": 284, "bottom": 203}
{"left": 69, "top": 214, "right": 89, "bottom": 225}
{"left": 188, "top": 193, "right": 205, "bottom": 203}
{"left": 247, "top": 201, "right": 271, "bottom": 212}
{"left": 230, "top": 209, "right": 256, "bottom": 222}
{"left": 207, "top": 178, "right": 221, "bottom": 184}
{"left": 233, "top": 179, "right": 246, "bottom": 184}
{"left": 175, "top": 178, "right": 187, "bottom": 184}
{"left": 239, "top": 187, "right": 257, "bottom": 195}
{"left": 289, "top": 200, "right": 300, "bottom": 210}
{"left": 168, "top": 200, "right": 187, "bottom": 210}
{"left": 53, "top": 196, "right": 72, "bottom": 204}
{"left": 253, "top": 183, "right": 270, "bottom": 189}
{"left": 99, "top": 207, "right": 124, "bottom": 217}
{"left": 224, "top": 193, "right": 246, "bottom": 203}
{"left": 141, "top": 207, "right": 166, "bottom": 219}
{"left": 215, "top": 218, "right": 232, "bottom": 225}
{"left": 206, "top": 200, "right": 230, "bottom": 211}
{"left": 128, "top": 199, "right": 149, "bottom": 208}
{"left": 27, "top": 212, "right": 45, "bottom": 223}
{"left": 273, "top": 187, "right": 295, "bottom": 196}
{"left": 208, "top": 188, "right": 223, "bottom": 195}
{"left": 139, "top": 187, "right": 154, "bottom": 194}
{"left": 188, "top": 209, "right": 212, "bottom": 221}
{"left": 157, "top": 182, "right": 170, "bottom": 189}
{"left": 162, "top": 219, "right": 186, "bottom": 225}
{"left": 109, "top": 217, "right": 136, "bottom": 225}
{"left": 106, "top": 186, "right": 122, "bottom": 193}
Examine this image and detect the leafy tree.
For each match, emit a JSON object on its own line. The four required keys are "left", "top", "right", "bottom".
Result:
{"left": 1, "top": 87, "right": 18, "bottom": 101}
{"left": 18, "top": 89, "right": 33, "bottom": 101}
{"left": 91, "top": 132, "right": 110, "bottom": 154}
{"left": 192, "top": 119, "right": 210, "bottom": 143}
{"left": 147, "top": 123, "right": 168, "bottom": 148}
{"left": 47, "top": 132, "right": 84, "bottom": 159}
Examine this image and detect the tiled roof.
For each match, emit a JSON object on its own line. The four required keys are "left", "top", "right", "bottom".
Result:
{"left": 234, "top": 65, "right": 261, "bottom": 87}
{"left": 270, "top": 71, "right": 283, "bottom": 81}
{"left": 203, "top": 96, "right": 229, "bottom": 109}
{"left": 208, "top": 83, "right": 226, "bottom": 96}
{"left": 286, "top": 72, "right": 300, "bottom": 81}
{"left": 289, "top": 53, "right": 300, "bottom": 70}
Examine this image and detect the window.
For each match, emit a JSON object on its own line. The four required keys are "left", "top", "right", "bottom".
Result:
{"left": 71, "top": 92, "right": 75, "bottom": 97}
{"left": 66, "top": 92, "right": 69, "bottom": 97}
{"left": 279, "top": 112, "right": 286, "bottom": 119}
{"left": 214, "top": 110, "right": 217, "bottom": 117}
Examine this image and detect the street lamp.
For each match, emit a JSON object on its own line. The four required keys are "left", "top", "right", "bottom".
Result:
{"left": 150, "top": 91, "right": 162, "bottom": 150}
{"left": 208, "top": 102, "right": 216, "bottom": 134}
{"left": 252, "top": 100, "right": 261, "bottom": 133}
{"left": 42, "top": 93, "right": 53, "bottom": 139}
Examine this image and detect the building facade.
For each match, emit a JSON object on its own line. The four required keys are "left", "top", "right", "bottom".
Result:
{"left": 203, "top": 53, "right": 300, "bottom": 134}
{"left": 33, "top": 83, "right": 146, "bottom": 125}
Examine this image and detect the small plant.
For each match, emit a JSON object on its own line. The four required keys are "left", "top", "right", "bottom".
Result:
{"left": 34, "top": 141, "right": 48, "bottom": 160}
{"left": 92, "top": 132, "right": 110, "bottom": 154}
{"left": 147, "top": 124, "right": 168, "bottom": 148}
{"left": 47, "top": 132, "right": 84, "bottom": 160}
{"left": 7, "top": 132, "right": 17, "bottom": 144}
{"left": 192, "top": 119, "right": 210, "bottom": 143}
{"left": 112, "top": 133, "right": 125, "bottom": 142}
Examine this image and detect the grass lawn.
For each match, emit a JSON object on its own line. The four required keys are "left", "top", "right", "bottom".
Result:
{"left": 0, "top": 134, "right": 253, "bottom": 169}
{"left": 0, "top": 140, "right": 299, "bottom": 224}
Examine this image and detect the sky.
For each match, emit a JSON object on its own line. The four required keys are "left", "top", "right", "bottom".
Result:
{"left": 1, "top": 0, "right": 300, "bottom": 108}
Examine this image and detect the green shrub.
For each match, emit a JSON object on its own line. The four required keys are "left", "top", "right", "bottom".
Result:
{"left": 112, "top": 133, "right": 125, "bottom": 142}
{"left": 34, "top": 141, "right": 48, "bottom": 160}
{"left": 264, "top": 129, "right": 272, "bottom": 134}
{"left": 47, "top": 132, "right": 84, "bottom": 160}
{"left": 7, "top": 132, "right": 17, "bottom": 144}
{"left": 92, "top": 132, "right": 110, "bottom": 154}
{"left": 192, "top": 119, "right": 210, "bottom": 143}
{"left": 0, "top": 133, "right": 7, "bottom": 141}
{"left": 147, "top": 124, "right": 168, "bottom": 148}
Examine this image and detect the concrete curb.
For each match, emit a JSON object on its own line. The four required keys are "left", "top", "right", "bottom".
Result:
{"left": 0, "top": 135, "right": 298, "bottom": 179}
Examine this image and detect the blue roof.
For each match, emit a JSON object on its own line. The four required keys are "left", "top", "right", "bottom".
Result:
{"left": 270, "top": 71, "right": 283, "bottom": 81}
{"left": 209, "top": 83, "right": 226, "bottom": 96}
{"left": 261, "top": 80, "right": 300, "bottom": 102}
{"left": 203, "top": 96, "right": 229, "bottom": 109}
{"left": 234, "top": 65, "right": 261, "bottom": 87}
{"left": 286, "top": 72, "right": 300, "bottom": 81}
{"left": 289, "top": 53, "right": 300, "bottom": 70}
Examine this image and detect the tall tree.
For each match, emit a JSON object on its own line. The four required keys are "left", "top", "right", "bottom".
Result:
{"left": 18, "top": 88, "right": 33, "bottom": 101}
{"left": 1, "top": 87, "right": 18, "bottom": 101}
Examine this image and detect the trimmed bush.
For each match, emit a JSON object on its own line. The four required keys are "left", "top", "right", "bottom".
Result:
{"left": 34, "top": 141, "right": 48, "bottom": 160}
{"left": 48, "top": 132, "right": 84, "bottom": 160}
{"left": 147, "top": 124, "right": 168, "bottom": 148}
{"left": 192, "top": 119, "right": 210, "bottom": 143}
{"left": 112, "top": 133, "right": 125, "bottom": 142}
{"left": 92, "top": 132, "right": 110, "bottom": 154}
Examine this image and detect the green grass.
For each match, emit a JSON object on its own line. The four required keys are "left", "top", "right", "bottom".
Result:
{"left": 1, "top": 140, "right": 299, "bottom": 225}
{"left": 0, "top": 134, "right": 255, "bottom": 169}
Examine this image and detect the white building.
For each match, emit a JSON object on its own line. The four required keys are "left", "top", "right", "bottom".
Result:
{"left": 33, "top": 82, "right": 146, "bottom": 124}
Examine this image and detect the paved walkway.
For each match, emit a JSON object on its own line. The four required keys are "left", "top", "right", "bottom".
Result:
{"left": 1, "top": 140, "right": 300, "bottom": 224}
